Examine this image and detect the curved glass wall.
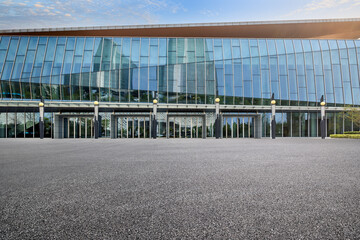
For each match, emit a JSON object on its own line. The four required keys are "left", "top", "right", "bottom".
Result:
{"left": 0, "top": 36, "right": 359, "bottom": 106}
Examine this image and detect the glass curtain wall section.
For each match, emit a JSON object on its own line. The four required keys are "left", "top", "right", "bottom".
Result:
{"left": 0, "top": 36, "right": 360, "bottom": 107}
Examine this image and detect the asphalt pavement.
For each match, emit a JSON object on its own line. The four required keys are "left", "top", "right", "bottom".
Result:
{"left": 0, "top": 138, "right": 359, "bottom": 239}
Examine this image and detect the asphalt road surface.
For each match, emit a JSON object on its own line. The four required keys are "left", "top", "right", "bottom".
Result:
{"left": 0, "top": 138, "right": 359, "bottom": 239}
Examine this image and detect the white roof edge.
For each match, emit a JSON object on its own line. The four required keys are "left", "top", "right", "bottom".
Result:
{"left": 0, "top": 18, "right": 360, "bottom": 33}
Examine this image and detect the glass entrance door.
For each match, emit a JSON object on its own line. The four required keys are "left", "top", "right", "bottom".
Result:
{"left": 167, "top": 116, "right": 204, "bottom": 138}
{"left": 65, "top": 117, "right": 94, "bottom": 138}
{"left": 223, "top": 116, "right": 255, "bottom": 138}
{"left": 117, "top": 116, "right": 151, "bottom": 138}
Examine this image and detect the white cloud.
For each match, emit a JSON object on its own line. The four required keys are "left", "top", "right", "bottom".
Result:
{"left": 200, "top": 9, "right": 219, "bottom": 17}
{"left": 283, "top": 0, "right": 360, "bottom": 18}
{"left": 0, "top": 0, "right": 187, "bottom": 29}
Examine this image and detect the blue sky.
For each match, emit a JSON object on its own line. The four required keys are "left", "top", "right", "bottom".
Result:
{"left": 0, "top": 0, "right": 360, "bottom": 29}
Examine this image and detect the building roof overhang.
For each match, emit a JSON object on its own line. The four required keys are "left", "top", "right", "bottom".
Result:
{"left": 1, "top": 18, "right": 360, "bottom": 39}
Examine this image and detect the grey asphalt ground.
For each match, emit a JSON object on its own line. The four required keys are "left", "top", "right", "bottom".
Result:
{"left": 0, "top": 138, "right": 359, "bottom": 239}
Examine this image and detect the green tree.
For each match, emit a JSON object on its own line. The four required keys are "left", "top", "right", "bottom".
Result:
{"left": 344, "top": 106, "right": 360, "bottom": 128}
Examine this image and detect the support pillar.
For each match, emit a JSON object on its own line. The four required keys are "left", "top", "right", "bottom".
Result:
{"left": 152, "top": 99, "right": 158, "bottom": 139}
{"left": 215, "top": 98, "right": 221, "bottom": 139}
{"left": 39, "top": 102, "right": 44, "bottom": 139}
{"left": 54, "top": 114, "right": 63, "bottom": 139}
{"left": 94, "top": 101, "right": 99, "bottom": 139}
{"left": 320, "top": 99, "right": 326, "bottom": 139}
{"left": 271, "top": 99, "right": 276, "bottom": 139}
{"left": 110, "top": 114, "right": 117, "bottom": 139}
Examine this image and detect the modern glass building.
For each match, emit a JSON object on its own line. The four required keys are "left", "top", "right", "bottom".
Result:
{"left": 0, "top": 19, "right": 360, "bottom": 138}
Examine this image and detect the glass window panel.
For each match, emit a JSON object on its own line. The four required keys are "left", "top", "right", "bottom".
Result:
{"left": 240, "top": 40, "right": 250, "bottom": 58}
{"left": 93, "top": 38, "right": 103, "bottom": 57}
{"left": 168, "top": 38, "right": 176, "bottom": 52}
{"left": 0, "top": 49, "right": 6, "bottom": 75}
{"left": 7, "top": 113, "right": 15, "bottom": 138}
{"left": 319, "top": 40, "right": 329, "bottom": 51}
{"left": 22, "top": 50, "right": 35, "bottom": 74}
{"left": 196, "top": 38, "right": 204, "bottom": 58}
{"left": 84, "top": 37, "right": 94, "bottom": 51}
{"left": 41, "top": 62, "right": 52, "bottom": 76}
{"left": 275, "top": 40, "right": 285, "bottom": 55}
{"left": 45, "top": 37, "right": 56, "bottom": 61}
{"left": 33, "top": 44, "right": 45, "bottom": 68}
{"left": 2, "top": 62, "right": 14, "bottom": 80}
{"left": 278, "top": 55, "right": 287, "bottom": 75}
{"left": 343, "top": 82, "right": 353, "bottom": 105}
{"left": 292, "top": 113, "right": 300, "bottom": 137}
{"left": 223, "top": 39, "right": 231, "bottom": 60}
{"left": 54, "top": 45, "right": 65, "bottom": 68}
{"left": 140, "top": 56, "right": 148, "bottom": 67}
{"left": 6, "top": 38, "right": 19, "bottom": 61}
{"left": 0, "top": 36, "right": 10, "bottom": 50}
{"left": 17, "top": 37, "right": 29, "bottom": 56}
{"left": 253, "top": 75, "right": 261, "bottom": 99}
{"left": 150, "top": 38, "right": 158, "bottom": 46}
{"left": 28, "top": 37, "right": 38, "bottom": 50}
{"left": 279, "top": 75, "right": 289, "bottom": 102}
{"left": 11, "top": 55, "right": 24, "bottom": 80}
{"left": 74, "top": 37, "right": 85, "bottom": 56}
{"left": 350, "top": 65, "right": 359, "bottom": 88}
{"left": 102, "top": 38, "right": 112, "bottom": 63}
{"left": 186, "top": 38, "right": 195, "bottom": 53}
{"left": 62, "top": 51, "right": 74, "bottom": 74}
{"left": 140, "top": 38, "right": 149, "bottom": 56}
{"left": 66, "top": 37, "right": 75, "bottom": 50}
{"left": 302, "top": 40, "right": 312, "bottom": 52}
{"left": 82, "top": 51, "right": 92, "bottom": 70}
{"left": 111, "top": 41, "right": 121, "bottom": 70}
{"left": 159, "top": 38, "right": 167, "bottom": 57}
{"left": 149, "top": 45, "right": 158, "bottom": 66}
{"left": 31, "top": 67, "right": 41, "bottom": 78}
{"left": 310, "top": 40, "right": 320, "bottom": 52}
{"left": 353, "top": 88, "right": 360, "bottom": 106}
{"left": 56, "top": 37, "right": 65, "bottom": 45}
{"left": 284, "top": 40, "right": 294, "bottom": 53}
{"left": 258, "top": 40, "right": 268, "bottom": 56}
{"left": 72, "top": 56, "right": 82, "bottom": 74}
{"left": 38, "top": 37, "right": 47, "bottom": 45}
{"left": 329, "top": 40, "right": 340, "bottom": 64}
{"left": 335, "top": 87, "right": 344, "bottom": 105}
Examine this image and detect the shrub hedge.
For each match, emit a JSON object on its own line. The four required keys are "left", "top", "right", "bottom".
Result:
{"left": 343, "top": 131, "right": 360, "bottom": 134}
{"left": 330, "top": 134, "right": 360, "bottom": 139}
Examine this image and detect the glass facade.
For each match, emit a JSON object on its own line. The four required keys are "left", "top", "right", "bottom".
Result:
{"left": 0, "top": 35, "right": 360, "bottom": 138}
{"left": 0, "top": 36, "right": 359, "bottom": 106}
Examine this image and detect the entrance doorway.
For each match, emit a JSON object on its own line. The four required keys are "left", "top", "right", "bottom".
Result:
{"left": 111, "top": 114, "right": 152, "bottom": 139}
{"left": 54, "top": 114, "right": 95, "bottom": 139}
{"left": 221, "top": 114, "right": 262, "bottom": 139}
{"left": 166, "top": 114, "right": 206, "bottom": 139}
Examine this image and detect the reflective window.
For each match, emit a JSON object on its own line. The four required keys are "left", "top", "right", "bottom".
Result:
{"left": 0, "top": 35, "right": 359, "bottom": 106}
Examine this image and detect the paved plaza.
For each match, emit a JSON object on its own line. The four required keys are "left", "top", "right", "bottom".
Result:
{"left": 0, "top": 138, "right": 359, "bottom": 239}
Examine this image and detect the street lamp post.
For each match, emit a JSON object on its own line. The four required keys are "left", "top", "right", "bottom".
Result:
{"left": 152, "top": 99, "right": 158, "bottom": 139}
{"left": 215, "top": 98, "right": 221, "bottom": 139}
{"left": 94, "top": 101, "right": 99, "bottom": 139}
{"left": 271, "top": 94, "right": 276, "bottom": 139}
{"left": 39, "top": 101, "right": 45, "bottom": 139}
{"left": 320, "top": 95, "right": 326, "bottom": 139}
